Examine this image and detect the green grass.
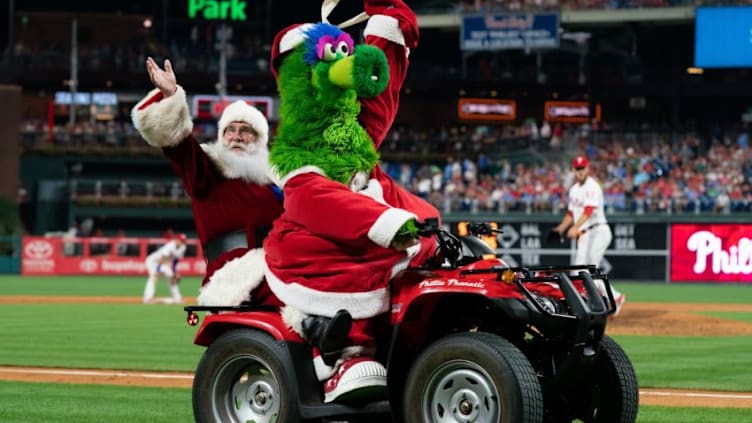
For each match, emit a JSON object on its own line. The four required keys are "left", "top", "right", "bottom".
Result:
{"left": 0, "top": 275, "right": 203, "bottom": 297}
{"left": 0, "top": 381, "right": 192, "bottom": 423}
{"left": 0, "top": 380, "right": 747, "bottom": 423}
{"left": 1, "top": 276, "right": 751, "bottom": 420}
{"left": 637, "top": 406, "right": 752, "bottom": 423}
{"left": 614, "top": 282, "right": 752, "bottom": 303}
{"left": 0, "top": 303, "right": 203, "bottom": 371}
{"left": 614, "top": 336, "right": 752, "bottom": 392}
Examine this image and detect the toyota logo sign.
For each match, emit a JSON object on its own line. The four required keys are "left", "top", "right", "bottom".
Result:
{"left": 24, "top": 240, "right": 54, "bottom": 259}
{"left": 79, "top": 259, "right": 98, "bottom": 273}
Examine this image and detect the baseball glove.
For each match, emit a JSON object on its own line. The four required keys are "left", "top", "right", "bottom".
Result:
{"left": 545, "top": 229, "right": 562, "bottom": 245}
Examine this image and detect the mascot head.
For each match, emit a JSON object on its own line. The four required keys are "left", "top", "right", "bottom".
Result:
{"left": 269, "top": 14, "right": 390, "bottom": 187}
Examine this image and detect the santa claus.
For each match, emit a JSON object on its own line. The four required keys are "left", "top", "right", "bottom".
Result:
{"left": 131, "top": 57, "right": 284, "bottom": 306}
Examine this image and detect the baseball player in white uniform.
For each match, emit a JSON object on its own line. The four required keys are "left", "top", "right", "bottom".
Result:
{"left": 554, "top": 156, "right": 626, "bottom": 315}
{"left": 143, "top": 233, "right": 187, "bottom": 304}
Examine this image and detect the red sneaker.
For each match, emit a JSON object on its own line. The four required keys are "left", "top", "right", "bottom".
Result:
{"left": 323, "top": 357, "right": 387, "bottom": 403}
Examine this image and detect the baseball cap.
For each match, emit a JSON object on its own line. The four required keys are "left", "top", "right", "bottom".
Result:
{"left": 175, "top": 233, "right": 187, "bottom": 242}
{"left": 572, "top": 156, "right": 589, "bottom": 169}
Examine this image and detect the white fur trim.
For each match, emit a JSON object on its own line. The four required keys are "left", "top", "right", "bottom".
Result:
{"left": 312, "top": 345, "right": 369, "bottom": 381}
{"left": 281, "top": 305, "right": 308, "bottom": 338}
{"left": 197, "top": 248, "right": 266, "bottom": 306}
{"left": 265, "top": 269, "right": 389, "bottom": 319}
{"left": 279, "top": 165, "right": 327, "bottom": 188}
{"left": 349, "top": 171, "right": 369, "bottom": 192}
{"left": 357, "top": 178, "right": 385, "bottom": 204}
{"left": 363, "top": 15, "right": 405, "bottom": 46}
{"left": 390, "top": 242, "right": 421, "bottom": 279}
{"left": 131, "top": 86, "right": 193, "bottom": 148}
{"left": 217, "top": 100, "right": 269, "bottom": 146}
{"left": 279, "top": 23, "right": 315, "bottom": 54}
{"left": 367, "top": 208, "right": 417, "bottom": 248}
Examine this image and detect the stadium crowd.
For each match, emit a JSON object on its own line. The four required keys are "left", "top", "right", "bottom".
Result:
{"left": 21, "top": 117, "right": 752, "bottom": 215}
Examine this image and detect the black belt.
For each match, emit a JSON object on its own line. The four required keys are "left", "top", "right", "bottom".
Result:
{"left": 203, "top": 226, "right": 271, "bottom": 264}
{"left": 581, "top": 222, "right": 607, "bottom": 234}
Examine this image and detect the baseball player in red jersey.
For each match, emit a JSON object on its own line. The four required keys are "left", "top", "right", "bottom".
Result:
{"left": 554, "top": 155, "right": 626, "bottom": 315}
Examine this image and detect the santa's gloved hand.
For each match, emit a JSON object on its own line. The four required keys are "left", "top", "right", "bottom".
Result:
{"left": 364, "top": 0, "right": 418, "bottom": 49}
{"left": 391, "top": 219, "right": 419, "bottom": 251}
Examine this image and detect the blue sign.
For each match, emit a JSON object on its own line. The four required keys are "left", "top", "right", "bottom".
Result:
{"left": 694, "top": 7, "right": 752, "bottom": 68}
{"left": 461, "top": 13, "right": 560, "bottom": 51}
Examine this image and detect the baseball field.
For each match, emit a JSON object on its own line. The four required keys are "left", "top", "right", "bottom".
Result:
{"left": 0, "top": 275, "right": 750, "bottom": 422}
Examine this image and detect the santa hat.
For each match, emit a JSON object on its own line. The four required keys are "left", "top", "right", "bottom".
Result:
{"left": 270, "top": 0, "right": 368, "bottom": 79}
{"left": 217, "top": 100, "right": 269, "bottom": 146}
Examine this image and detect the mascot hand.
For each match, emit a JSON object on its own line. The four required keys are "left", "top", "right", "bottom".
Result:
{"left": 391, "top": 219, "right": 419, "bottom": 251}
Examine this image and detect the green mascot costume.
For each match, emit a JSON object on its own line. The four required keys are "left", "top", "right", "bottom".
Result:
{"left": 265, "top": 0, "right": 440, "bottom": 403}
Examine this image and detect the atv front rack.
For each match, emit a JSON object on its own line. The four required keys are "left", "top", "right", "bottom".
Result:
{"left": 460, "top": 264, "right": 617, "bottom": 319}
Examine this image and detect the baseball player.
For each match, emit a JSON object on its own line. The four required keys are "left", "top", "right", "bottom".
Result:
{"left": 143, "top": 233, "right": 187, "bottom": 304}
{"left": 553, "top": 156, "right": 626, "bottom": 315}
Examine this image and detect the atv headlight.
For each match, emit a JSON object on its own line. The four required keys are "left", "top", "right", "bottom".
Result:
{"left": 533, "top": 294, "right": 559, "bottom": 314}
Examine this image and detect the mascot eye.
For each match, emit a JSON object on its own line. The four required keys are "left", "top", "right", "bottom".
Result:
{"left": 322, "top": 43, "right": 338, "bottom": 61}
{"left": 336, "top": 41, "right": 350, "bottom": 56}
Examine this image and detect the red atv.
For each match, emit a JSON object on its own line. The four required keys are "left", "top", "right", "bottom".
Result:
{"left": 184, "top": 219, "right": 638, "bottom": 423}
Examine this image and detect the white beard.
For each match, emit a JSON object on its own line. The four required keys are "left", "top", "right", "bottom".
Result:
{"left": 200, "top": 141, "right": 273, "bottom": 185}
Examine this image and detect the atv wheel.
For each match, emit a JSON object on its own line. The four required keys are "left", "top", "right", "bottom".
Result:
{"left": 192, "top": 328, "right": 299, "bottom": 423}
{"left": 404, "top": 332, "right": 543, "bottom": 423}
{"left": 575, "top": 336, "right": 639, "bottom": 423}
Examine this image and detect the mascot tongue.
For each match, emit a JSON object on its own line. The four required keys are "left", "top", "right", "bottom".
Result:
{"left": 270, "top": 21, "right": 389, "bottom": 187}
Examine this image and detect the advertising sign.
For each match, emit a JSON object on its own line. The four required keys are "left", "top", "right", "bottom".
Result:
{"left": 191, "top": 95, "right": 273, "bottom": 120}
{"left": 450, "top": 221, "right": 667, "bottom": 280}
{"left": 671, "top": 224, "right": 752, "bottom": 282}
{"left": 544, "top": 101, "right": 600, "bottom": 123}
{"left": 458, "top": 98, "right": 516, "bottom": 121}
{"left": 461, "top": 13, "right": 560, "bottom": 51}
{"left": 22, "top": 237, "right": 206, "bottom": 276}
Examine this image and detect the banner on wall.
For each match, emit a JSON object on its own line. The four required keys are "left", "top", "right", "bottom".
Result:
{"left": 670, "top": 224, "right": 752, "bottom": 282}
{"left": 22, "top": 237, "right": 206, "bottom": 276}
{"left": 451, "top": 221, "right": 668, "bottom": 281}
{"left": 461, "top": 13, "right": 560, "bottom": 51}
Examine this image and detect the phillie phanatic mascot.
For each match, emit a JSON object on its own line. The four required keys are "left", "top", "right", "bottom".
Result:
{"left": 263, "top": 0, "right": 440, "bottom": 403}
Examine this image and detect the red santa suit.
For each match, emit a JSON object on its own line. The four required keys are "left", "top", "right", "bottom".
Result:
{"left": 359, "top": 0, "right": 440, "bottom": 231}
{"left": 267, "top": 0, "right": 438, "bottom": 399}
{"left": 131, "top": 88, "right": 284, "bottom": 306}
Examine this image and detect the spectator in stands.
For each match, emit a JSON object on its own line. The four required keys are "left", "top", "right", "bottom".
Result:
{"left": 143, "top": 233, "right": 186, "bottom": 304}
{"left": 131, "top": 57, "right": 284, "bottom": 306}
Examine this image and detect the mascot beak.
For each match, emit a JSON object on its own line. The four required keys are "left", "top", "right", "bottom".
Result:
{"left": 328, "top": 55, "right": 356, "bottom": 89}
{"left": 328, "top": 45, "right": 389, "bottom": 99}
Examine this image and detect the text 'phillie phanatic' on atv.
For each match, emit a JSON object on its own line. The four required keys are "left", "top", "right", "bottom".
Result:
{"left": 184, "top": 219, "right": 639, "bottom": 423}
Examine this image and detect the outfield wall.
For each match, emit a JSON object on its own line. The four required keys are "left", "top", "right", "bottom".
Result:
{"left": 13, "top": 215, "right": 752, "bottom": 283}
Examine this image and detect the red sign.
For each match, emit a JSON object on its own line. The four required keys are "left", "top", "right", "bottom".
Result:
{"left": 458, "top": 98, "right": 516, "bottom": 121}
{"left": 670, "top": 224, "right": 752, "bottom": 282}
{"left": 544, "top": 101, "right": 601, "bottom": 123}
{"left": 21, "top": 237, "right": 207, "bottom": 276}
